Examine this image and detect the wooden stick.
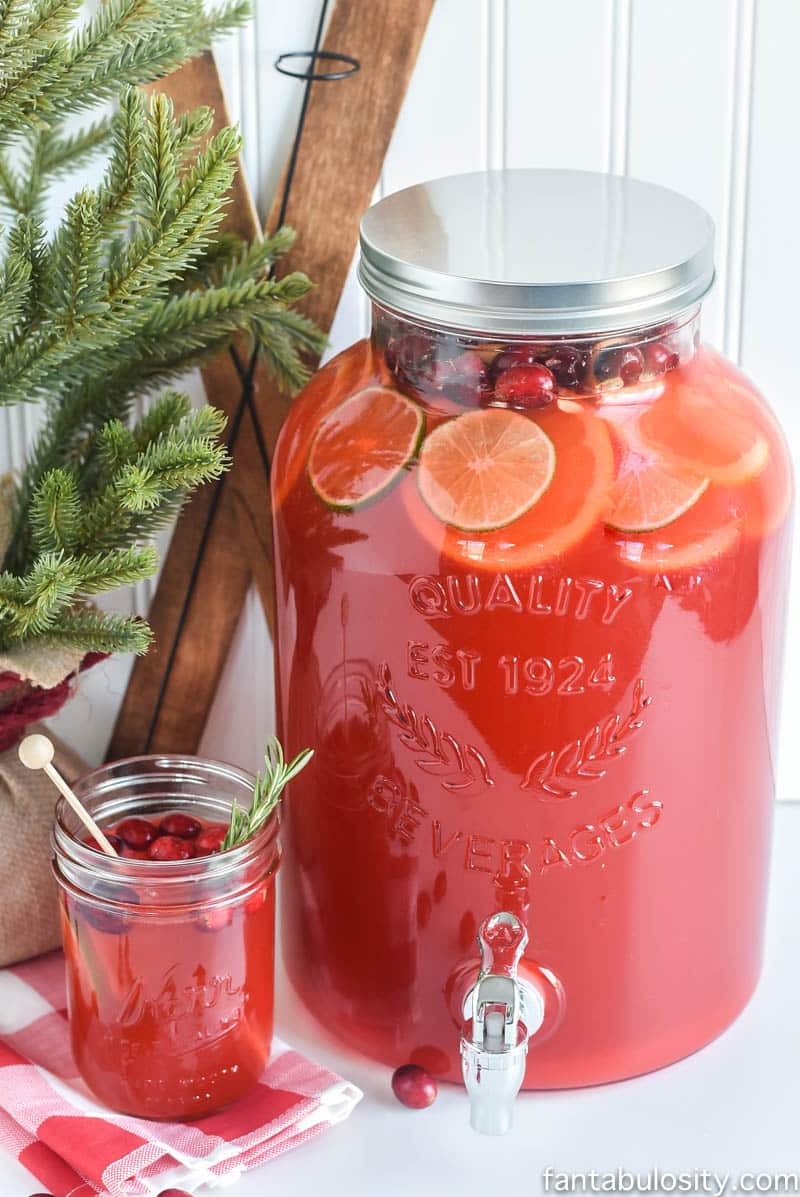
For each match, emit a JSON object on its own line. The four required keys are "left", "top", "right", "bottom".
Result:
{"left": 18, "top": 734, "right": 119, "bottom": 856}
{"left": 109, "top": 1, "right": 434, "bottom": 758}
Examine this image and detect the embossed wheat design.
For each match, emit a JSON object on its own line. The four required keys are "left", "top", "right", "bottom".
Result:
{"left": 377, "top": 664, "right": 494, "bottom": 792}
{"left": 522, "top": 678, "right": 653, "bottom": 800}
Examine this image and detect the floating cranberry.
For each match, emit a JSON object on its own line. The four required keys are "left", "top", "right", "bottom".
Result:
{"left": 431, "top": 350, "right": 490, "bottom": 405}
{"left": 78, "top": 884, "right": 139, "bottom": 935}
{"left": 113, "top": 817, "right": 158, "bottom": 850}
{"left": 644, "top": 341, "right": 680, "bottom": 375}
{"left": 491, "top": 344, "right": 539, "bottom": 374}
{"left": 119, "top": 846, "right": 149, "bottom": 860}
{"left": 194, "top": 823, "right": 228, "bottom": 856}
{"left": 85, "top": 833, "right": 123, "bottom": 854}
{"left": 594, "top": 345, "right": 644, "bottom": 385}
{"left": 391, "top": 1063, "right": 438, "bottom": 1109}
{"left": 159, "top": 813, "right": 201, "bottom": 839}
{"left": 157, "top": 1189, "right": 193, "bottom": 1197}
{"left": 147, "top": 835, "right": 193, "bottom": 861}
{"left": 539, "top": 344, "right": 586, "bottom": 388}
{"left": 385, "top": 332, "right": 435, "bottom": 392}
{"left": 491, "top": 363, "right": 556, "bottom": 410}
{"left": 200, "top": 906, "right": 234, "bottom": 932}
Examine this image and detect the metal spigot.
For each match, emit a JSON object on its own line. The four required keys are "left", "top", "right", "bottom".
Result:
{"left": 460, "top": 911, "right": 544, "bottom": 1136}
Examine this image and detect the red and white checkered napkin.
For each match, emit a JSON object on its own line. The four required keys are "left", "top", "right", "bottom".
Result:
{"left": 0, "top": 951, "right": 362, "bottom": 1196}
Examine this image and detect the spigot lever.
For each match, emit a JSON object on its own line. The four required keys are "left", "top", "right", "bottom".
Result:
{"left": 461, "top": 911, "right": 539, "bottom": 1137}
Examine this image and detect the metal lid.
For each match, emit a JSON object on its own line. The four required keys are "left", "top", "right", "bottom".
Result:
{"left": 358, "top": 169, "right": 715, "bottom": 336}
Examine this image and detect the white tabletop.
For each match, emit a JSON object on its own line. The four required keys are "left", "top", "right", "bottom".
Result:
{"left": 3, "top": 805, "right": 799, "bottom": 1196}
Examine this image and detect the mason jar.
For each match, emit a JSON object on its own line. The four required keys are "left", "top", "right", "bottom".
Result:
{"left": 52, "top": 755, "right": 278, "bottom": 1119}
{"left": 272, "top": 169, "right": 793, "bottom": 1095}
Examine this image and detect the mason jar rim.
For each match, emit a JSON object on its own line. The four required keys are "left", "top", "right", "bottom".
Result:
{"left": 52, "top": 753, "right": 279, "bottom": 894}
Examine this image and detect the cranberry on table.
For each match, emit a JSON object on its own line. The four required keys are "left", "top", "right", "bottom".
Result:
{"left": 159, "top": 812, "right": 201, "bottom": 839}
{"left": 644, "top": 341, "right": 680, "bottom": 374}
{"left": 147, "top": 835, "right": 194, "bottom": 861}
{"left": 113, "top": 817, "right": 158, "bottom": 850}
{"left": 491, "top": 362, "right": 556, "bottom": 410}
{"left": 391, "top": 1063, "right": 438, "bottom": 1109}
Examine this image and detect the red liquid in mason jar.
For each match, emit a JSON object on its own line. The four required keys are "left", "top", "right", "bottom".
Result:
{"left": 59, "top": 813, "right": 275, "bottom": 1119}
{"left": 273, "top": 324, "right": 792, "bottom": 1088}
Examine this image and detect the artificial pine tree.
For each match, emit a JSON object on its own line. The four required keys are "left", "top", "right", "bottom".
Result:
{"left": 0, "top": 0, "right": 324, "bottom": 667}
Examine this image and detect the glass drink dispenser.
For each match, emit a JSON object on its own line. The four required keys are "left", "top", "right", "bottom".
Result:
{"left": 272, "top": 170, "right": 792, "bottom": 1132}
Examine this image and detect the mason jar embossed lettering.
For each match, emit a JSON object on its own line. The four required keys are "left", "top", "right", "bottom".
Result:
{"left": 52, "top": 756, "right": 277, "bottom": 1119}
{"left": 272, "top": 171, "right": 792, "bottom": 1123}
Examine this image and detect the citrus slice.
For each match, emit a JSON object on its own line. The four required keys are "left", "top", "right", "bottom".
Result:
{"left": 403, "top": 398, "right": 615, "bottom": 569}
{"left": 605, "top": 444, "right": 710, "bottom": 533}
{"left": 308, "top": 386, "right": 424, "bottom": 510}
{"left": 416, "top": 408, "right": 556, "bottom": 532}
{"left": 607, "top": 485, "right": 743, "bottom": 573}
{"left": 273, "top": 340, "right": 386, "bottom": 510}
{"left": 639, "top": 375, "right": 768, "bottom": 486}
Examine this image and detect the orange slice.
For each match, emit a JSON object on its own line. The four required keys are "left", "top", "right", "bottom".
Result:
{"left": 606, "top": 441, "right": 710, "bottom": 533}
{"left": 639, "top": 375, "right": 769, "bottom": 486}
{"left": 403, "top": 398, "right": 614, "bottom": 569}
{"left": 308, "top": 386, "right": 424, "bottom": 510}
{"left": 416, "top": 408, "right": 556, "bottom": 532}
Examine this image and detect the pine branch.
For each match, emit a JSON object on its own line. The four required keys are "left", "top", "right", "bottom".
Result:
{"left": 0, "top": 0, "right": 323, "bottom": 664}
{"left": 35, "top": 609, "right": 152, "bottom": 654}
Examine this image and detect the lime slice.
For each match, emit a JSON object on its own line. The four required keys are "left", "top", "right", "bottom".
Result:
{"left": 606, "top": 446, "right": 710, "bottom": 533}
{"left": 308, "top": 386, "right": 424, "bottom": 510}
{"left": 416, "top": 407, "right": 556, "bottom": 532}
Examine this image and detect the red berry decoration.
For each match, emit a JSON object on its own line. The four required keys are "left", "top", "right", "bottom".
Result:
{"left": 644, "top": 341, "right": 680, "bottom": 375}
{"left": 194, "top": 823, "right": 228, "bottom": 855}
{"left": 391, "top": 1063, "right": 438, "bottom": 1109}
{"left": 492, "top": 363, "right": 556, "bottom": 410}
{"left": 157, "top": 1190, "right": 193, "bottom": 1197}
{"left": 113, "top": 817, "right": 158, "bottom": 850}
{"left": 159, "top": 813, "right": 201, "bottom": 839}
{"left": 147, "top": 835, "right": 193, "bottom": 861}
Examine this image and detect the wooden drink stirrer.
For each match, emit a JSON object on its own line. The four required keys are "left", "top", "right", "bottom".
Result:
{"left": 18, "top": 733, "right": 119, "bottom": 857}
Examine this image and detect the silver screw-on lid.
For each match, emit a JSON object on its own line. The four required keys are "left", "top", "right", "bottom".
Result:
{"left": 358, "top": 169, "right": 715, "bottom": 336}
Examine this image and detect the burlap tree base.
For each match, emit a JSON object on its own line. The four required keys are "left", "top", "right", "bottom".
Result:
{"left": 0, "top": 727, "right": 86, "bottom": 966}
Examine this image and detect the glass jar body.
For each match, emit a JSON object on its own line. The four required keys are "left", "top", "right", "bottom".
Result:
{"left": 272, "top": 304, "right": 792, "bottom": 1087}
{"left": 52, "top": 756, "right": 277, "bottom": 1119}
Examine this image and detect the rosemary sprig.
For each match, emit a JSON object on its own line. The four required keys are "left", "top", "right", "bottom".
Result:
{"left": 222, "top": 736, "right": 313, "bottom": 851}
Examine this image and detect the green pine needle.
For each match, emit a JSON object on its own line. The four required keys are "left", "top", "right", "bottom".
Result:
{"left": 222, "top": 738, "right": 314, "bottom": 851}
{"left": 0, "top": 0, "right": 323, "bottom": 660}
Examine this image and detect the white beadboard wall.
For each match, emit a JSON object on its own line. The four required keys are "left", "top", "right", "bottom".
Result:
{"left": 5, "top": 0, "right": 799, "bottom": 797}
